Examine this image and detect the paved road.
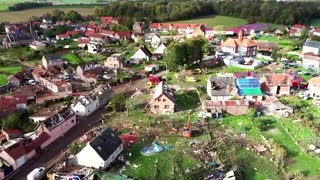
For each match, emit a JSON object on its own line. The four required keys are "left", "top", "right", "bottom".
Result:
{"left": 7, "top": 75, "right": 154, "bottom": 180}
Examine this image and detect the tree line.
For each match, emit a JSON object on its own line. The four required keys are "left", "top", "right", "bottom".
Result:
{"left": 94, "top": 0, "right": 320, "bottom": 26}
{"left": 8, "top": 2, "right": 53, "bottom": 11}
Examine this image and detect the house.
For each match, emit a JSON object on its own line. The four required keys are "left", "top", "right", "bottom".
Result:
{"left": 130, "top": 46, "right": 152, "bottom": 63}
{"left": 35, "top": 107, "right": 76, "bottom": 148}
{"left": 101, "top": 30, "right": 116, "bottom": 38}
{"left": 239, "top": 23, "right": 269, "bottom": 34}
{"left": 104, "top": 54, "right": 125, "bottom": 70}
{"left": 42, "top": 54, "right": 64, "bottom": 69}
{"left": 29, "top": 105, "right": 63, "bottom": 122}
{"left": 149, "top": 82, "right": 175, "bottom": 114}
{"left": 260, "top": 74, "right": 291, "bottom": 96}
{"left": 235, "top": 78, "right": 263, "bottom": 101}
{"left": 205, "top": 27, "right": 215, "bottom": 39}
{"left": 133, "top": 22, "right": 146, "bottom": 34}
{"left": 8, "top": 71, "right": 24, "bottom": 88}
{"left": 151, "top": 34, "right": 161, "bottom": 48}
{"left": 100, "top": 16, "right": 119, "bottom": 24}
{"left": 153, "top": 43, "right": 167, "bottom": 59}
{"left": 114, "top": 31, "right": 132, "bottom": 41}
{"left": 0, "top": 95, "right": 30, "bottom": 115}
{"left": 87, "top": 43, "right": 100, "bottom": 54}
{"left": 29, "top": 40, "right": 46, "bottom": 50}
{"left": 131, "top": 33, "right": 145, "bottom": 43}
{"left": 308, "top": 77, "right": 320, "bottom": 97}
{"left": 289, "top": 24, "right": 306, "bottom": 37}
{"left": 71, "top": 85, "right": 113, "bottom": 117}
{"left": 56, "top": 34, "right": 71, "bottom": 40}
{"left": 312, "top": 28, "right": 320, "bottom": 37}
{"left": 262, "top": 96, "right": 293, "bottom": 118}
{"left": 302, "top": 53, "right": 320, "bottom": 69}
{"left": 0, "top": 132, "right": 50, "bottom": 171}
{"left": 203, "top": 100, "right": 249, "bottom": 115}
{"left": 32, "top": 67, "right": 73, "bottom": 95}
{"left": 149, "top": 23, "right": 205, "bottom": 35}
{"left": 302, "top": 40, "right": 320, "bottom": 55}
{"left": 78, "top": 38, "right": 90, "bottom": 48}
{"left": 89, "top": 33, "right": 107, "bottom": 44}
{"left": 221, "top": 30, "right": 257, "bottom": 57}
{"left": 256, "top": 41, "right": 279, "bottom": 54}
{"left": 76, "top": 62, "right": 104, "bottom": 84}
{"left": 207, "top": 76, "right": 236, "bottom": 101}
{"left": 0, "top": 129, "right": 23, "bottom": 144}
{"left": 77, "top": 128, "right": 123, "bottom": 170}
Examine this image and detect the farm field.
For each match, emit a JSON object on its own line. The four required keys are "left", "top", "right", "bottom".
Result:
{"left": 170, "top": 15, "right": 248, "bottom": 29}
{"left": 0, "top": 7, "right": 95, "bottom": 22}
{"left": 0, "top": 4, "right": 9, "bottom": 11}
{"left": 256, "top": 35, "right": 295, "bottom": 52}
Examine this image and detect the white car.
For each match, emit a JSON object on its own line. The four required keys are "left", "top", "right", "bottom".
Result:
{"left": 28, "top": 79, "right": 36, "bottom": 85}
{"left": 27, "top": 167, "right": 45, "bottom": 180}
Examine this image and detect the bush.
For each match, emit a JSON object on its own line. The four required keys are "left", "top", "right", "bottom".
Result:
{"left": 109, "top": 93, "right": 127, "bottom": 112}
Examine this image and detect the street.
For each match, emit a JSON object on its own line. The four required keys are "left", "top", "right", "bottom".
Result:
{"left": 6, "top": 76, "right": 152, "bottom": 180}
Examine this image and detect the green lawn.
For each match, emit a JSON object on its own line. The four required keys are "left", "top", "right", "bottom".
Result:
{"left": 175, "top": 90, "right": 200, "bottom": 111}
{"left": 0, "top": 74, "right": 8, "bottom": 86}
{"left": 0, "top": 4, "right": 10, "bottom": 11}
{"left": 311, "top": 18, "right": 320, "bottom": 27}
{"left": 256, "top": 35, "right": 294, "bottom": 51}
{"left": 0, "top": 66, "right": 22, "bottom": 74}
{"left": 170, "top": 15, "right": 248, "bottom": 29}
{"left": 63, "top": 53, "right": 83, "bottom": 65}
{"left": 123, "top": 137, "right": 200, "bottom": 179}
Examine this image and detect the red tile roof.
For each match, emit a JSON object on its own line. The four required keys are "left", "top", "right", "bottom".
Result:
{"left": 116, "top": 31, "right": 131, "bottom": 38}
{"left": 66, "top": 30, "right": 83, "bottom": 36}
{"left": 100, "top": 16, "right": 119, "bottom": 22}
{"left": 149, "top": 23, "right": 204, "bottom": 30}
{"left": 25, "top": 133, "right": 50, "bottom": 152}
{"left": 101, "top": 30, "right": 115, "bottom": 36}
{"left": 89, "top": 33, "right": 104, "bottom": 39}
{"left": 56, "top": 34, "right": 70, "bottom": 38}
{"left": 4, "top": 129, "right": 22, "bottom": 136}
{"left": 5, "top": 143, "right": 27, "bottom": 160}
{"left": 0, "top": 95, "right": 28, "bottom": 112}
{"left": 292, "top": 24, "right": 305, "bottom": 29}
{"left": 78, "top": 38, "right": 90, "bottom": 44}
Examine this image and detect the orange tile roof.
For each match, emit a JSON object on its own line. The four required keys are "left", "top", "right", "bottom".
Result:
{"left": 309, "top": 77, "right": 320, "bottom": 88}
{"left": 221, "top": 39, "right": 238, "bottom": 47}
{"left": 239, "top": 39, "right": 257, "bottom": 47}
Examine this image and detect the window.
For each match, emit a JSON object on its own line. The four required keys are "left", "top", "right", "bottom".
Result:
{"left": 158, "top": 99, "right": 161, "bottom": 102}
{"left": 154, "top": 105, "right": 159, "bottom": 109}
{"left": 163, "top": 98, "right": 166, "bottom": 102}
{"left": 164, "top": 105, "right": 170, "bottom": 109}
{"left": 71, "top": 120, "right": 74, "bottom": 123}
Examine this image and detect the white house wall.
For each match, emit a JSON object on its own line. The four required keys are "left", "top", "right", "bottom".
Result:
{"left": 77, "top": 145, "right": 105, "bottom": 169}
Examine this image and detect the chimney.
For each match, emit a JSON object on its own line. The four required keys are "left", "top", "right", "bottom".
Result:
{"left": 238, "top": 29, "right": 243, "bottom": 42}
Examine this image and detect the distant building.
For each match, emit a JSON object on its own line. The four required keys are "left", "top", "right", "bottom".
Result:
{"left": 235, "top": 78, "right": 263, "bottom": 101}
{"left": 260, "top": 74, "right": 291, "bottom": 96}
{"left": 203, "top": 100, "right": 249, "bottom": 115}
{"left": 35, "top": 107, "right": 76, "bottom": 148}
{"left": 153, "top": 43, "right": 167, "bottom": 59}
{"left": 207, "top": 76, "right": 236, "bottom": 101}
{"left": 76, "top": 62, "right": 104, "bottom": 84}
{"left": 71, "top": 85, "right": 113, "bottom": 117}
{"left": 100, "top": 16, "right": 119, "bottom": 24}
{"left": 133, "top": 22, "right": 146, "bottom": 34}
{"left": 149, "top": 82, "right": 175, "bottom": 114}
{"left": 130, "top": 46, "right": 152, "bottom": 64}
{"left": 256, "top": 41, "right": 279, "bottom": 54}
{"left": 302, "top": 40, "right": 320, "bottom": 55}
{"left": 220, "top": 30, "right": 257, "bottom": 57}
{"left": 308, "top": 77, "right": 320, "bottom": 97}
{"left": 104, "top": 54, "right": 125, "bottom": 70}
{"left": 56, "top": 34, "right": 71, "bottom": 40}
{"left": 151, "top": 34, "right": 161, "bottom": 48}
{"left": 262, "top": 96, "right": 293, "bottom": 118}
{"left": 29, "top": 41, "right": 46, "bottom": 50}
{"left": 42, "top": 54, "right": 64, "bottom": 69}
{"left": 302, "top": 53, "right": 320, "bottom": 68}
{"left": 289, "top": 24, "right": 306, "bottom": 37}
{"left": 76, "top": 128, "right": 123, "bottom": 169}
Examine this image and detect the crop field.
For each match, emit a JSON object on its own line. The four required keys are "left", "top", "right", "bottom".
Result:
{"left": 0, "top": 7, "right": 95, "bottom": 22}
{"left": 170, "top": 15, "right": 248, "bottom": 29}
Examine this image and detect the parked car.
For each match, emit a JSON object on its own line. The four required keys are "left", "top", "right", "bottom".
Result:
{"left": 28, "top": 79, "right": 36, "bottom": 85}
{"left": 27, "top": 167, "right": 45, "bottom": 180}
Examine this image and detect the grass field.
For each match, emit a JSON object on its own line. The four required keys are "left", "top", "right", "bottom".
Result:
{"left": 311, "top": 18, "right": 320, "bottom": 27}
{"left": 63, "top": 53, "right": 83, "bottom": 65}
{"left": 0, "top": 0, "right": 105, "bottom": 5}
{"left": 0, "top": 74, "right": 8, "bottom": 86}
{"left": 256, "top": 35, "right": 295, "bottom": 51}
{"left": 0, "top": 4, "right": 9, "bottom": 11}
{"left": 170, "top": 15, "right": 248, "bottom": 29}
{"left": 0, "top": 7, "right": 94, "bottom": 22}
{"left": 0, "top": 66, "right": 22, "bottom": 74}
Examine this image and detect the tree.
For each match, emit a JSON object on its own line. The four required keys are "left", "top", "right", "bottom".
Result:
{"left": 66, "top": 10, "right": 83, "bottom": 22}
{"left": 109, "top": 23, "right": 129, "bottom": 32}
{"left": 163, "top": 41, "right": 187, "bottom": 71}
{"left": 56, "top": 25, "right": 68, "bottom": 34}
{"left": 109, "top": 93, "right": 127, "bottom": 112}
{"left": 271, "top": 48, "right": 278, "bottom": 61}
{"left": 42, "top": 12, "right": 52, "bottom": 20}
{"left": 52, "top": 9, "right": 65, "bottom": 20}
{"left": 2, "top": 114, "right": 21, "bottom": 130}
